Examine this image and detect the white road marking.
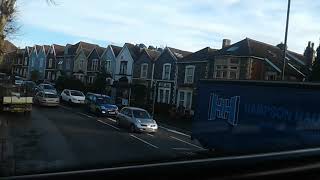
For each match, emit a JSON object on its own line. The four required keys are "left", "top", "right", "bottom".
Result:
{"left": 172, "top": 148, "right": 191, "bottom": 151}
{"left": 170, "top": 136, "right": 203, "bottom": 150}
{"left": 79, "top": 113, "right": 94, "bottom": 118}
{"left": 107, "top": 118, "right": 117, "bottom": 122}
{"left": 159, "top": 125, "right": 191, "bottom": 138}
{"left": 130, "top": 134, "right": 159, "bottom": 149}
{"left": 97, "top": 119, "right": 120, "bottom": 130}
{"left": 147, "top": 133, "right": 154, "bottom": 137}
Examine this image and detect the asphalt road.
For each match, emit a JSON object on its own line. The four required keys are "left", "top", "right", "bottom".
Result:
{"left": 1, "top": 103, "right": 204, "bottom": 176}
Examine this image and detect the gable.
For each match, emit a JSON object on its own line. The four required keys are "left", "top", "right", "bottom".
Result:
{"left": 88, "top": 49, "right": 100, "bottom": 60}
{"left": 117, "top": 46, "right": 134, "bottom": 62}
{"left": 156, "top": 48, "right": 176, "bottom": 65}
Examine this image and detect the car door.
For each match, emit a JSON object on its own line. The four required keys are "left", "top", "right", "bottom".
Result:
{"left": 118, "top": 108, "right": 127, "bottom": 126}
{"left": 62, "top": 90, "right": 69, "bottom": 101}
{"left": 124, "top": 109, "right": 133, "bottom": 127}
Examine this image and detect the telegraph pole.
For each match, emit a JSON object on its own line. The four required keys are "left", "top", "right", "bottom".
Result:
{"left": 282, "top": 0, "right": 291, "bottom": 80}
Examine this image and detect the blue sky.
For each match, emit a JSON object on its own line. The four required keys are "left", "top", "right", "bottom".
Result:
{"left": 10, "top": 0, "right": 320, "bottom": 54}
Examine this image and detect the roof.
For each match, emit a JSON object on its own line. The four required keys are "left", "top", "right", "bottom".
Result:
{"left": 3, "top": 40, "right": 17, "bottom": 53}
{"left": 110, "top": 45, "right": 122, "bottom": 57}
{"left": 96, "top": 46, "right": 106, "bottom": 57}
{"left": 35, "top": 45, "right": 42, "bottom": 54}
{"left": 125, "top": 43, "right": 141, "bottom": 60}
{"left": 53, "top": 44, "right": 65, "bottom": 56}
{"left": 68, "top": 41, "right": 99, "bottom": 56}
{"left": 180, "top": 47, "right": 217, "bottom": 63}
{"left": 167, "top": 47, "right": 192, "bottom": 59}
{"left": 216, "top": 38, "right": 309, "bottom": 77}
{"left": 43, "top": 45, "right": 51, "bottom": 54}
{"left": 144, "top": 48, "right": 161, "bottom": 61}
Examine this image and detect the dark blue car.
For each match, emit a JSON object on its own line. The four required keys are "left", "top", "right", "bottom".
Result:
{"left": 85, "top": 93, "right": 118, "bottom": 117}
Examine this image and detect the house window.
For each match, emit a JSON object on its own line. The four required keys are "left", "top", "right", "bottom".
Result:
{"left": 52, "top": 73, "right": 55, "bottom": 81}
{"left": 23, "top": 69, "right": 27, "bottom": 77}
{"left": 66, "top": 58, "right": 71, "bottom": 70}
{"left": 184, "top": 65, "right": 195, "bottom": 84}
{"left": 39, "top": 58, "right": 44, "bottom": 68}
{"left": 48, "top": 58, "right": 53, "bottom": 68}
{"left": 24, "top": 57, "right": 28, "bottom": 66}
{"left": 214, "top": 58, "right": 240, "bottom": 80}
{"left": 120, "top": 61, "right": 128, "bottom": 75}
{"left": 91, "top": 59, "right": 99, "bottom": 71}
{"left": 265, "top": 71, "right": 277, "bottom": 81}
{"left": 177, "top": 90, "right": 193, "bottom": 110}
{"left": 47, "top": 71, "right": 52, "bottom": 80}
{"left": 58, "top": 59, "right": 63, "bottom": 70}
{"left": 140, "top": 63, "right": 148, "bottom": 78}
{"left": 162, "top": 63, "right": 171, "bottom": 80}
{"left": 106, "top": 60, "right": 112, "bottom": 73}
{"left": 158, "top": 87, "right": 170, "bottom": 104}
{"left": 88, "top": 76, "right": 95, "bottom": 84}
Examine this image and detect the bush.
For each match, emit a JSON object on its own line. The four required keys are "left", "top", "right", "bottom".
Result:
{"left": 55, "top": 76, "right": 85, "bottom": 92}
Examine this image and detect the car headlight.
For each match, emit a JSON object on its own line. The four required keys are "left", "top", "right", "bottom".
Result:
{"left": 137, "top": 119, "right": 141, "bottom": 123}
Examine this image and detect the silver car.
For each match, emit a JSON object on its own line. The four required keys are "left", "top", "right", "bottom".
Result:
{"left": 116, "top": 107, "right": 158, "bottom": 133}
{"left": 36, "top": 83, "right": 57, "bottom": 95}
{"left": 34, "top": 91, "right": 60, "bottom": 106}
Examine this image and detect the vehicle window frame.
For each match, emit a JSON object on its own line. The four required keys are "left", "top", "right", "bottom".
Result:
{"left": 127, "top": 109, "right": 133, "bottom": 117}
{"left": 121, "top": 108, "right": 127, "bottom": 115}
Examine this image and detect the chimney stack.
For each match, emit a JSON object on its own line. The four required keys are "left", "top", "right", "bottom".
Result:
{"left": 222, "top": 39, "right": 231, "bottom": 48}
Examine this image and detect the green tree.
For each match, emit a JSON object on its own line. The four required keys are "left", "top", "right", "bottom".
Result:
{"left": 92, "top": 72, "right": 107, "bottom": 94}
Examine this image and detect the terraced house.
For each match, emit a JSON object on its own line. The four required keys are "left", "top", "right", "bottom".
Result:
{"left": 27, "top": 45, "right": 50, "bottom": 80}
{"left": 132, "top": 47, "right": 161, "bottom": 102}
{"left": 45, "top": 44, "right": 65, "bottom": 81}
{"left": 176, "top": 47, "right": 217, "bottom": 114}
{"left": 208, "top": 38, "right": 311, "bottom": 82}
{"left": 153, "top": 47, "right": 192, "bottom": 105}
{"left": 100, "top": 45, "right": 122, "bottom": 84}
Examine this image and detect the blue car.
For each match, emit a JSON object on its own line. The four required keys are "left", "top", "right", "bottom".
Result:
{"left": 85, "top": 93, "right": 118, "bottom": 117}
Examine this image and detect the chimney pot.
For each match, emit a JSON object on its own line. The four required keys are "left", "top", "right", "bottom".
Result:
{"left": 222, "top": 39, "right": 231, "bottom": 48}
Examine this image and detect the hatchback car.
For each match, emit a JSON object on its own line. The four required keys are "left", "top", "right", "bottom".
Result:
{"left": 61, "top": 89, "right": 85, "bottom": 104}
{"left": 34, "top": 91, "right": 60, "bottom": 106}
{"left": 36, "top": 83, "right": 57, "bottom": 95}
{"left": 85, "top": 93, "right": 118, "bottom": 116}
{"left": 116, "top": 107, "right": 158, "bottom": 133}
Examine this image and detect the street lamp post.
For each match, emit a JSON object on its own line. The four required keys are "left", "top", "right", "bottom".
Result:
{"left": 282, "top": 0, "right": 291, "bottom": 80}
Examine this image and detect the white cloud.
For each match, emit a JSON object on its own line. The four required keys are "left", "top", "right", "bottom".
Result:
{"left": 13, "top": 0, "right": 320, "bottom": 53}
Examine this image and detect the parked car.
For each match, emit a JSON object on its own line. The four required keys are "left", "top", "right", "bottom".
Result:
{"left": 116, "top": 107, "right": 158, "bottom": 133}
{"left": 60, "top": 89, "right": 85, "bottom": 104}
{"left": 35, "top": 83, "right": 57, "bottom": 95}
{"left": 14, "top": 76, "right": 24, "bottom": 86}
{"left": 85, "top": 92, "right": 118, "bottom": 117}
{"left": 34, "top": 91, "right": 60, "bottom": 107}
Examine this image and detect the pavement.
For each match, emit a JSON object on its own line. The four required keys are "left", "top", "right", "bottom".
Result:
{"left": 0, "top": 102, "right": 204, "bottom": 177}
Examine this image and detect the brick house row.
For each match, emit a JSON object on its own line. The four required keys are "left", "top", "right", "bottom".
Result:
{"left": 6, "top": 38, "right": 313, "bottom": 115}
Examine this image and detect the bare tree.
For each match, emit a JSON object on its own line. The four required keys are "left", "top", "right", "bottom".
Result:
{"left": 0, "top": 0, "right": 55, "bottom": 57}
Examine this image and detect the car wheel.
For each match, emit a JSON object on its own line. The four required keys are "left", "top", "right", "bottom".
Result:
{"left": 130, "top": 124, "right": 136, "bottom": 133}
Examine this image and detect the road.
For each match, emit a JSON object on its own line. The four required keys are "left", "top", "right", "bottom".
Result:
{"left": 1, "top": 104, "right": 204, "bottom": 176}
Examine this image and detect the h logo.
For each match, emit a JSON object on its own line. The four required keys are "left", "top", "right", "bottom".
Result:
{"left": 208, "top": 93, "right": 240, "bottom": 126}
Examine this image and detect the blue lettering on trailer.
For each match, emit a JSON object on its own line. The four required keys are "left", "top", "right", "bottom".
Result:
{"left": 208, "top": 93, "right": 240, "bottom": 126}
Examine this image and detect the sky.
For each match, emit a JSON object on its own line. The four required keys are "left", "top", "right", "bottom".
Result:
{"left": 9, "top": 0, "right": 320, "bottom": 54}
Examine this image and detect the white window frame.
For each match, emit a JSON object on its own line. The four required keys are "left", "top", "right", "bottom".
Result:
{"left": 24, "top": 57, "right": 28, "bottom": 66}
{"left": 106, "top": 60, "right": 112, "bottom": 73}
{"left": 157, "top": 87, "right": 171, "bottom": 104}
{"left": 177, "top": 90, "right": 193, "bottom": 110}
{"left": 47, "top": 71, "right": 52, "bottom": 80}
{"left": 48, "top": 58, "right": 53, "bottom": 68}
{"left": 66, "top": 58, "right": 71, "bottom": 70}
{"left": 214, "top": 58, "right": 240, "bottom": 80}
{"left": 184, "top": 65, "right": 195, "bottom": 84}
{"left": 91, "top": 59, "right": 99, "bottom": 71}
{"left": 140, "top": 63, "right": 148, "bottom": 79}
{"left": 120, "top": 61, "right": 128, "bottom": 75}
{"left": 88, "top": 76, "right": 95, "bottom": 84}
{"left": 162, "top": 63, "right": 171, "bottom": 80}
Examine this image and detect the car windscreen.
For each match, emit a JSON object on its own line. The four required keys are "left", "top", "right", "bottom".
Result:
{"left": 96, "top": 97, "right": 112, "bottom": 104}
{"left": 45, "top": 94, "right": 58, "bottom": 98}
{"left": 70, "top": 91, "right": 84, "bottom": 97}
{"left": 43, "top": 85, "right": 55, "bottom": 90}
{"left": 133, "top": 110, "right": 150, "bottom": 119}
